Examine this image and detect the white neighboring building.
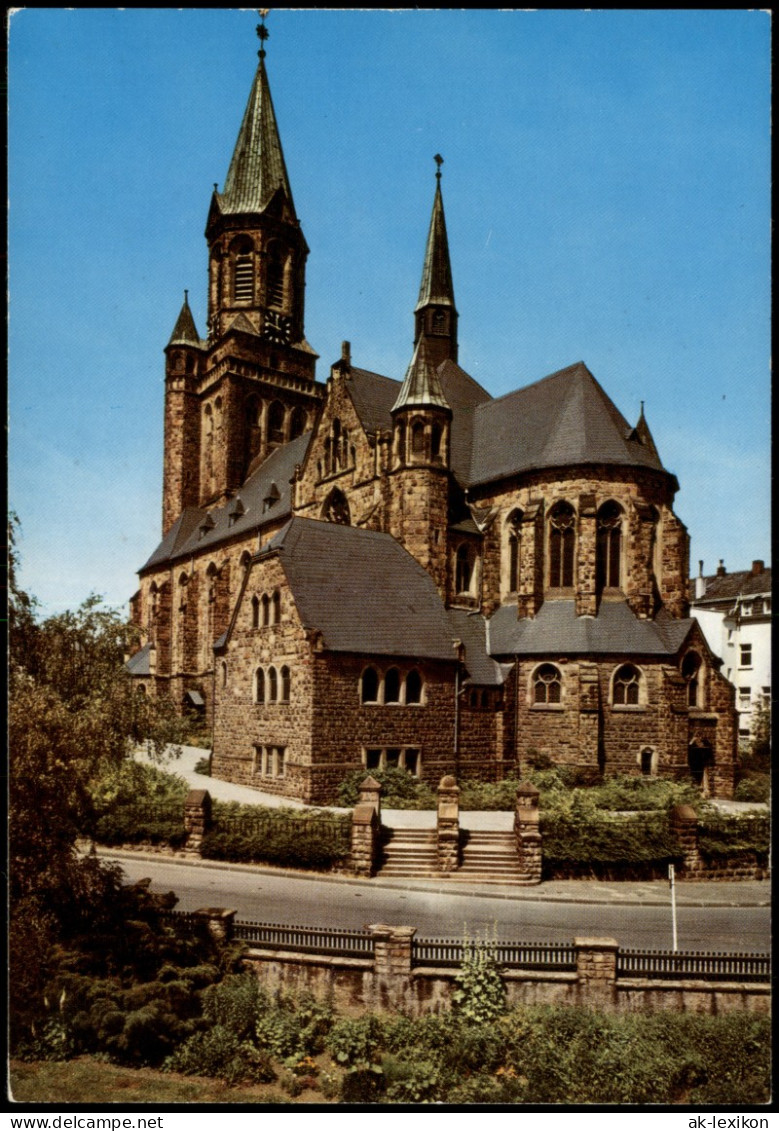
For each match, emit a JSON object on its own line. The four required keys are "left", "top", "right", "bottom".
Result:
{"left": 691, "top": 559, "right": 771, "bottom": 739}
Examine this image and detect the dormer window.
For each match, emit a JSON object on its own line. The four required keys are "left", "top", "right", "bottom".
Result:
{"left": 263, "top": 482, "right": 281, "bottom": 513}
{"left": 228, "top": 497, "right": 245, "bottom": 527}
{"left": 198, "top": 513, "right": 216, "bottom": 540}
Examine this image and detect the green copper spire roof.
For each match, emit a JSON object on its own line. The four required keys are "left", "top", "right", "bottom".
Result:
{"left": 415, "top": 156, "right": 456, "bottom": 313}
{"left": 391, "top": 335, "right": 451, "bottom": 413}
{"left": 167, "top": 291, "right": 200, "bottom": 346}
{"left": 218, "top": 29, "right": 295, "bottom": 218}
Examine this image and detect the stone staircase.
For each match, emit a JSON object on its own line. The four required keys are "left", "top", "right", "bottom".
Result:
{"left": 378, "top": 826, "right": 523, "bottom": 883}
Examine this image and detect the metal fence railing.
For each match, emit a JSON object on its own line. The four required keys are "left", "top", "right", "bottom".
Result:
{"left": 413, "top": 937, "right": 577, "bottom": 970}
{"left": 617, "top": 949, "right": 770, "bottom": 982}
{"left": 233, "top": 918, "right": 374, "bottom": 958}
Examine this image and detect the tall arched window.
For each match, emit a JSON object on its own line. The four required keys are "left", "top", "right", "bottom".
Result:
{"left": 268, "top": 666, "right": 278, "bottom": 703}
{"left": 280, "top": 665, "right": 291, "bottom": 703}
{"left": 361, "top": 666, "right": 380, "bottom": 704}
{"left": 507, "top": 509, "right": 523, "bottom": 593}
{"left": 411, "top": 420, "right": 426, "bottom": 457}
{"left": 261, "top": 593, "right": 271, "bottom": 627}
{"left": 613, "top": 664, "right": 641, "bottom": 706}
{"left": 255, "top": 668, "right": 265, "bottom": 704}
{"left": 289, "top": 406, "right": 307, "bottom": 440}
{"left": 533, "top": 663, "right": 562, "bottom": 705}
{"left": 220, "top": 660, "right": 228, "bottom": 689}
{"left": 681, "top": 652, "right": 702, "bottom": 708}
{"left": 549, "top": 501, "right": 575, "bottom": 588}
{"left": 431, "top": 422, "right": 443, "bottom": 460}
{"left": 396, "top": 420, "right": 406, "bottom": 465}
{"left": 456, "top": 544, "right": 476, "bottom": 595}
{"left": 596, "top": 501, "right": 623, "bottom": 591}
{"left": 251, "top": 595, "right": 260, "bottom": 629}
{"left": 266, "top": 242, "right": 285, "bottom": 309}
{"left": 271, "top": 590, "right": 281, "bottom": 625}
{"left": 268, "top": 401, "right": 285, "bottom": 446}
{"left": 384, "top": 667, "right": 401, "bottom": 704}
{"left": 322, "top": 487, "right": 350, "bottom": 525}
{"left": 406, "top": 669, "right": 423, "bottom": 705}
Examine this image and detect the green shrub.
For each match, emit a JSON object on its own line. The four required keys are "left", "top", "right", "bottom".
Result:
{"left": 193, "top": 756, "right": 211, "bottom": 775}
{"left": 339, "top": 1064, "right": 386, "bottom": 1103}
{"left": 382, "top": 1055, "right": 445, "bottom": 1103}
{"left": 733, "top": 775, "right": 770, "bottom": 804}
{"left": 202, "top": 972, "right": 268, "bottom": 1040}
{"left": 201, "top": 802, "right": 350, "bottom": 869}
{"left": 458, "top": 776, "right": 519, "bottom": 811}
{"left": 164, "top": 1025, "right": 275, "bottom": 1085}
{"left": 697, "top": 811, "right": 770, "bottom": 858}
{"left": 541, "top": 802, "right": 683, "bottom": 876}
{"left": 336, "top": 767, "right": 436, "bottom": 809}
{"left": 87, "top": 760, "right": 189, "bottom": 846}
{"left": 325, "top": 1015, "right": 384, "bottom": 1067}
{"left": 452, "top": 934, "right": 507, "bottom": 1025}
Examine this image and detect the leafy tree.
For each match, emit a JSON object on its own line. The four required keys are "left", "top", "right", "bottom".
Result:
{"left": 8, "top": 514, "right": 186, "bottom": 1047}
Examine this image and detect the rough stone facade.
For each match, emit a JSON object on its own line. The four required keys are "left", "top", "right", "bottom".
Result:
{"left": 128, "top": 32, "right": 738, "bottom": 806}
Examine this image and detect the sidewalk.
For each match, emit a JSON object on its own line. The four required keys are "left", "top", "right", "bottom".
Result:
{"left": 123, "top": 746, "right": 770, "bottom": 909}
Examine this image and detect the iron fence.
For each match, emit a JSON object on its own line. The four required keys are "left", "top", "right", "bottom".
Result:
{"left": 234, "top": 918, "right": 374, "bottom": 958}
{"left": 617, "top": 948, "right": 770, "bottom": 982}
{"left": 413, "top": 937, "right": 577, "bottom": 970}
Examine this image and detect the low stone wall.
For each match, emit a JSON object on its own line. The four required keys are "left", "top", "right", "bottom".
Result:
{"left": 182, "top": 915, "right": 770, "bottom": 1019}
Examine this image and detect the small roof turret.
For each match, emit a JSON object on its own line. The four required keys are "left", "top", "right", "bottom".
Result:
{"left": 392, "top": 335, "right": 451, "bottom": 414}
{"left": 167, "top": 291, "right": 200, "bottom": 347}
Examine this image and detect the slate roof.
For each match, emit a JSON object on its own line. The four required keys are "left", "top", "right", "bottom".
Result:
{"left": 488, "top": 600, "right": 694, "bottom": 658}
{"left": 140, "top": 432, "right": 310, "bottom": 572}
{"left": 447, "top": 609, "right": 512, "bottom": 685}
{"left": 466, "top": 361, "right": 666, "bottom": 488}
{"left": 347, "top": 368, "right": 403, "bottom": 433}
{"left": 258, "top": 517, "right": 459, "bottom": 661}
{"left": 691, "top": 567, "right": 772, "bottom": 606}
{"left": 167, "top": 293, "right": 202, "bottom": 347}
{"left": 392, "top": 337, "right": 451, "bottom": 413}
{"left": 218, "top": 54, "right": 295, "bottom": 217}
{"left": 126, "top": 643, "right": 152, "bottom": 676}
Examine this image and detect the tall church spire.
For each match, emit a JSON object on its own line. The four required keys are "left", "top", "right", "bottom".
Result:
{"left": 414, "top": 155, "right": 458, "bottom": 367}
{"left": 217, "top": 15, "right": 296, "bottom": 218}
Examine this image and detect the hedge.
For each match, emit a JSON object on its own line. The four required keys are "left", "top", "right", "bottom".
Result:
{"left": 201, "top": 801, "right": 351, "bottom": 870}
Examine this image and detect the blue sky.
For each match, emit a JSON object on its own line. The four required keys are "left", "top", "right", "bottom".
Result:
{"left": 9, "top": 9, "right": 771, "bottom": 616}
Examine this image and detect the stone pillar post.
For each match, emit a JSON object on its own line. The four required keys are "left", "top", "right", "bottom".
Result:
{"left": 351, "top": 803, "right": 379, "bottom": 877}
{"left": 358, "top": 775, "right": 382, "bottom": 822}
{"left": 437, "top": 774, "right": 460, "bottom": 874}
{"left": 576, "top": 494, "right": 598, "bottom": 617}
{"left": 670, "top": 804, "right": 701, "bottom": 875}
{"left": 574, "top": 937, "right": 618, "bottom": 1010}
{"left": 514, "top": 781, "right": 542, "bottom": 884}
{"left": 368, "top": 924, "right": 416, "bottom": 983}
{"left": 184, "top": 788, "right": 212, "bottom": 855}
{"left": 194, "top": 907, "right": 236, "bottom": 944}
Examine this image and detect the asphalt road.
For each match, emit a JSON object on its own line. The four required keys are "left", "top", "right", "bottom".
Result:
{"left": 107, "top": 854, "right": 771, "bottom": 953}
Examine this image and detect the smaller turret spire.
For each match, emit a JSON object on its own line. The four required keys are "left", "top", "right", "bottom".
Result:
{"left": 413, "top": 157, "right": 458, "bottom": 367}
{"left": 167, "top": 290, "right": 200, "bottom": 347}
{"left": 392, "top": 336, "right": 451, "bottom": 414}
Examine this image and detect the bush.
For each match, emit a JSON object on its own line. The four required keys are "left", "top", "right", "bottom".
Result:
{"left": 193, "top": 756, "right": 211, "bottom": 775}
{"left": 458, "top": 776, "right": 519, "bottom": 811}
{"left": 541, "top": 800, "right": 683, "bottom": 877}
{"left": 164, "top": 1025, "right": 275, "bottom": 1085}
{"left": 336, "top": 767, "right": 436, "bottom": 809}
{"left": 88, "top": 760, "right": 189, "bottom": 846}
{"left": 697, "top": 811, "right": 770, "bottom": 858}
{"left": 452, "top": 934, "right": 507, "bottom": 1025}
{"left": 733, "top": 775, "right": 770, "bottom": 804}
{"left": 201, "top": 802, "right": 350, "bottom": 869}
{"left": 325, "top": 1015, "right": 384, "bottom": 1067}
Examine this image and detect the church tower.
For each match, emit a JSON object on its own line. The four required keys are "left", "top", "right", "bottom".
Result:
{"left": 161, "top": 15, "right": 321, "bottom": 532}
{"left": 389, "top": 160, "right": 455, "bottom": 597}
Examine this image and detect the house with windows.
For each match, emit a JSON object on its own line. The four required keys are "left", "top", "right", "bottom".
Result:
{"left": 691, "top": 560, "right": 771, "bottom": 738}
{"left": 128, "top": 22, "right": 738, "bottom": 801}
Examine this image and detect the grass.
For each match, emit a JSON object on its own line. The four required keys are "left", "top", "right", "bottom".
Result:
{"left": 9, "top": 1058, "right": 329, "bottom": 1106}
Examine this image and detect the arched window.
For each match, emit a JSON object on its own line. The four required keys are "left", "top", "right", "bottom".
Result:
{"left": 220, "top": 661, "right": 228, "bottom": 688}
{"left": 411, "top": 420, "right": 426, "bottom": 457}
{"left": 533, "top": 663, "right": 562, "bottom": 705}
{"left": 233, "top": 251, "right": 254, "bottom": 302}
{"left": 266, "top": 242, "right": 285, "bottom": 309}
{"left": 280, "top": 665, "right": 291, "bottom": 703}
{"left": 549, "top": 501, "right": 575, "bottom": 588}
{"left": 268, "top": 666, "right": 278, "bottom": 703}
{"left": 251, "top": 595, "right": 260, "bottom": 629}
{"left": 406, "top": 669, "right": 423, "bottom": 705}
{"left": 261, "top": 593, "right": 271, "bottom": 627}
{"left": 384, "top": 667, "right": 401, "bottom": 704}
{"left": 271, "top": 590, "right": 281, "bottom": 625}
{"left": 640, "top": 748, "right": 654, "bottom": 776}
{"left": 255, "top": 668, "right": 265, "bottom": 704}
{"left": 613, "top": 663, "right": 641, "bottom": 706}
{"left": 361, "top": 666, "right": 380, "bottom": 704}
{"left": 322, "top": 487, "right": 350, "bottom": 525}
{"left": 396, "top": 420, "right": 406, "bottom": 465}
{"left": 597, "top": 501, "right": 623, "bottom": 591}
{"left": 289, "top": 406, "right": 307, "bottom": 440}
{"left": 507, "top": 509, "right": 523, "bottom": 593}
{"left": 431, "top": 422, "right": 443, "bottom": 460}
{"left": 268, "top": 401, "right": 285, "bottom": 446}
{"left": 456, "top": 544, "right": 476, "bottom": 596}
{"left": 681, "top": 651, "right": 702, "bottom": 708}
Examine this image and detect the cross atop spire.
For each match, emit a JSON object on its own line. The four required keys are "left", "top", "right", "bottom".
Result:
{"left": 412, "top": 158, "right": 458, "bottom": 366}
{"left": 257, "top": 9, "right": 269, "bottom": 59}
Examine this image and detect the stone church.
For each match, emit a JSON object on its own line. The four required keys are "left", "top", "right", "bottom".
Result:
{"left": 128, "top": 27, "right": 737, "bottom": 802}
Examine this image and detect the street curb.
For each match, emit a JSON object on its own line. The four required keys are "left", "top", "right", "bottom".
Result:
{"left": 97, "top": 848, "right": 771, "bottom": 909}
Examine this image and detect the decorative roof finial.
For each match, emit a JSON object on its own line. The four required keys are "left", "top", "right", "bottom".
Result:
{"left": 434, "top": 153, "right": 444, "bottom": 181}
{"left": 257, "top": 9, "right": 270, "bottom": 59}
